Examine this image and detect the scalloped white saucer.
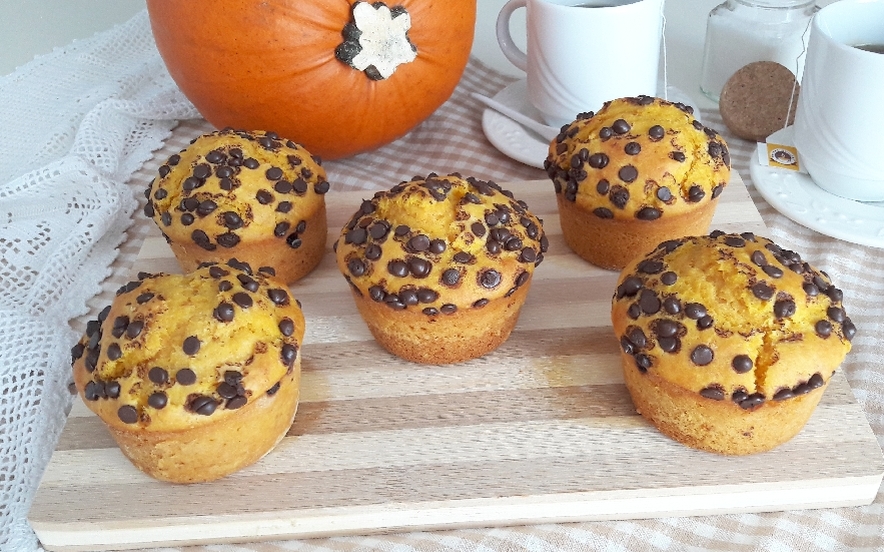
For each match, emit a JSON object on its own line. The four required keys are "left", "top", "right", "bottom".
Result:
{"left": 480, "top": 79, "right": 703, "bottom": 169}
{"left": 749, "top": 126, "right": 884, "bottom": 249}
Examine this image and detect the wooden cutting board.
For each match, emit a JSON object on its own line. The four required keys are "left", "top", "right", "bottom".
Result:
{"left": 30, "top": 176, "right": 884, "bottom": 551}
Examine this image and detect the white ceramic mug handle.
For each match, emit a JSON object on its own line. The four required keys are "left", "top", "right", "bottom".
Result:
{"left": 496, "top": 0, "right": 528, "bottom": 72}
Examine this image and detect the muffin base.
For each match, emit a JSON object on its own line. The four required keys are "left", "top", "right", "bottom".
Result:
{"left": 621, "top": 355, "right": 826, "bottom": 455}
{"left": 557, "top": 196, "right": 717, "bottom": 271}
{"left": 351, "top": 284, "right": 531, "bottom": 365}
{"left": 170, "top": 204, "right": 327, "bottom": 284}
{"left": 106, "top": 366, "right": 300, "bottom": 484}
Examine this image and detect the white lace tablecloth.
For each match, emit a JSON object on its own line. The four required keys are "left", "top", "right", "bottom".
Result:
{"left": 2, "top": 9, "right": 882, "bottom": 552}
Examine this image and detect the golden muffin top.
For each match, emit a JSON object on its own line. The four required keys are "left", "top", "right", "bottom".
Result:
{"left": 335, "top": 173, "right": 548, "bottom": 313}
{"left": 611, "top": 231, "right": 854, "bottom": 410}
{"left": 71, "top": 260, "right": 305, "bottom": 432}
{"left": 144, "top": 128, "right": 328, "bottom": 251}
{"left": 545, "top": 96, "right": 731, "bottom": 221}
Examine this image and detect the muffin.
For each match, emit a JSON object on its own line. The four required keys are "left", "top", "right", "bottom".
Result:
{"left": 70, "top": 259, "right": 305, "bottom": 483}
{"left": 143, "top": 128, "right": 330, "bottom": 284}
{"left": 545, "top": 96, "right": 731, "bottom": 270}
{"left": 335, "top": 173, "right": 548, "bottom": 364}
{"left": 611, "top": 231, "right": 856, "bottom": 455}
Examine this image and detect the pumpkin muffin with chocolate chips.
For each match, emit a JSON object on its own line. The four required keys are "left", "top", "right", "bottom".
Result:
{"left": 545, "top": 96, "right": 731, "bottom": 270}
{"left": 335, "top": 173, "right": 548, "bottom": 364}
{"left": 71, "top": 259, "right": 305, "bottom": 483}
{"left": 611, "top": 231, "right": 856, "bottom": 455}
{"left": 143, "top": 128, "right": 330, "bottom": 284}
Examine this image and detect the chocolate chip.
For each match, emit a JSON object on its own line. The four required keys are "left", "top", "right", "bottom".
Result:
{"left": 314, "top": 181, "right": 330, "bottom": 194}
{"left": 751, "top": 282, "right": 774, "bottom": 301}
{"left": 266, "top": 167, "right": 284, "bottom": 181}
{"left": 697, "top": 315, "right": 714, "bottom": 330}
{"left": 117, "top": 405, "right": 138, "bottom": 424}
{"left": 827, "top": 306, "right": 846, "bottom": 323}
{"left": 801, "top": 282, "right": 818, "bottom": 297}
{"left": 594, "top": 207, "right": 614, "bottom": 219}
{"left": 687, "top": 185, "right": 705, "bottom": 202}
{"left": 148, "top": 366, "right": 169, "bottom": 384}
{"left": 347, "top": 227, "right": 367, "bottom": 245}
{"left": 106, "top": 343, "right": 122, "bottom": 361}
{"left": 723, "top": 236, "right": 745, "bottom": 247}
{"left": 843, "top": 319, "right": 857, "bottom": 341}
{"left": 388, "top": 259, "right": 409, "bottom": 277}
{"left": 773, "top": 388, "right": 794, "bottom": 401}
{"left": 670, "top": 151, "right": 686, "bottom": 162}
{"left": 660, "top": 271, "right": 678, "bottom": 285}
{"left": 750, "top": 250, "right": 767, "bottom": 266}
{"left": 612, "top": 119, "right": 631, "bottom": 134}
{"left": 441, "top": 268, "right": 460, "bottom": 286}
{"left": 654, "top": 319, "right": 680, "bottom": 338}
{"left": 774, "top": 299, "right": 796, "bottom": 318}
{"left": 731, "top": 355, "right": 753, "bottom": 373}
{"left": 684, "top": 302, "right": 707, "bottom": 319}
{"left": 618, "top": 165, "right": 638, "bottom": 183}
{"left": 191, "top": 229, "right": 215, "bottom": 251}
{"left": 648, "top": 125, "right": 665, "bottom": 140}
{"left": 690, "top": 345, "right": 714, "bottom": 366}
{"left": 624, "top": 142, "right": 641, "bottom": 155}
{"left": 637, "top": 260, "right": 664, "bottom": 274}
{"left": 762, "top": 264, "right": 784, "bottom": 278}
{"left": 279, "top": 318, "right": 295, "bottom": 337}
{"left": 105, "top": 381, "right": 120, "bottom": 399}
{"left": 634, "top": 353, "right": 653, "bottom": 373}
{"left": 610, "top": 186, "right": 629, "bottom": 209}
{"left": 617, "top": 276, "right": 643, "bottom": 298}
{"left": 197, "top": 200, "right": 217, "bottom": 217}
{"left": 656, "top": 187, "right": 672, "bottom": 202}
{"left": 699, "top": 386, "right": 725, "bottom": 400}
{"left": 408, "top": 257, "right": 431, "bottom": 278}
{"left": 479, "top": 269, "right": 502, "bottom": 289}
{"left": 658, "top": 336, "right": 680, "bottom": 353}
{"left": 190, "top": 395, "right": 218, "bottom": 416}
{"left": 588, "top": 153, "right": 609, "bottom": 169}
{"left": 183, "top": 335, "right": 201, "bottom": 355}
{"left": 636, "top": 207, "right": 661, "bottom": 221}
{"left": 230, "top": 291, "right": 253, "bottom": 310}
{"left": 148, "top": 392, "right": 168, "bottom": 409}
{"left": 214, "top": 302, "right": 235, "bottom": 322}
{"left": 176, "top": 368, "right": 197, "bottom": 385}
{"left": 627, "top": 327, "right": 647, "bottom": 349}
{"left": 281, "top": 343, "right": 298, "bottom": 366}
{"left": 209, "top": 266, "right": 229, "bottom": 278}
{"left": 237, "top": 273, "right": 259, "bottom": 291}
{"left": 216, "top": 232, "right": 239, "bottom": 248}
{"left": 408, "top": 234, "right": 430, "bottom": 252}
{"left": 639, "top": 289, "right": 661, "bottom": 314}
{"left": 738, "top": 393, "right": 765, "bottom": 410}
{"left": 286, "top": 234, "right": 302, "bottom": 249}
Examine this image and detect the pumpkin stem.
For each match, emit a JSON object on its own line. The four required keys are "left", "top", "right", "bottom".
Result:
{"left": 334, "top": 1, "right": 417, "bottom": 80}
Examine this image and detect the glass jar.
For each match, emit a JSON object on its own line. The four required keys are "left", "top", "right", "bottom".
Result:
{"left": 700, "top": 0, "right": 817, "bottom": 102}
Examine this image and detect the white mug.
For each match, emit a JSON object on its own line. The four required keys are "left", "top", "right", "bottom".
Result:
{"left": 792, "top": 0, "right": 884, "bottom": 202}
{"left": 496, "top": 0, "right": 664, "bottom": 127}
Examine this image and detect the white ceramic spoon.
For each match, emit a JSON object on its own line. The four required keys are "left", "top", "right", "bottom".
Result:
{"left": 471, "top": 92, "right": 560, "bottom": 143}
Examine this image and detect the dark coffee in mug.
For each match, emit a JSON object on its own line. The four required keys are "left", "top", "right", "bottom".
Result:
{"left": 853, "top": 43, "right": 884, "bottom": 54}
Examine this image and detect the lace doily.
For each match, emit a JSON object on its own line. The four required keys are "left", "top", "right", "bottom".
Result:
{"left": 0, "top": 11, "right": 199, "bottom": 550}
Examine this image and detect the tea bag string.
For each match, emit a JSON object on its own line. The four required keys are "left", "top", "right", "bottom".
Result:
{"left": 784, "top": 9, "right": 816, "bottom": 131}
{"left": 661, "top": 3, "right": 669, "bottom": 101}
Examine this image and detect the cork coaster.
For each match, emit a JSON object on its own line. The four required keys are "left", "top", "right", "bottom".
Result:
{"left": 719, "top": 61, "right": 800, "bottom": 142}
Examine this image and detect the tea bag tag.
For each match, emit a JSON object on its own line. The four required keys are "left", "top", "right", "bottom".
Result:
{"left": 756, "top": 141, "right": 805, "bottom": 173}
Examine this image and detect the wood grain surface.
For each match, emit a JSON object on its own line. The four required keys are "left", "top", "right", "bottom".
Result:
{"left": 30, "top": 176, "right": 884, "bottom": 551}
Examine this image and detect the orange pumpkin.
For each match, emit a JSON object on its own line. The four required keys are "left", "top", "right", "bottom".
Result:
{"left": 146, "top": 0, "right": 477, "bottom": 160}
